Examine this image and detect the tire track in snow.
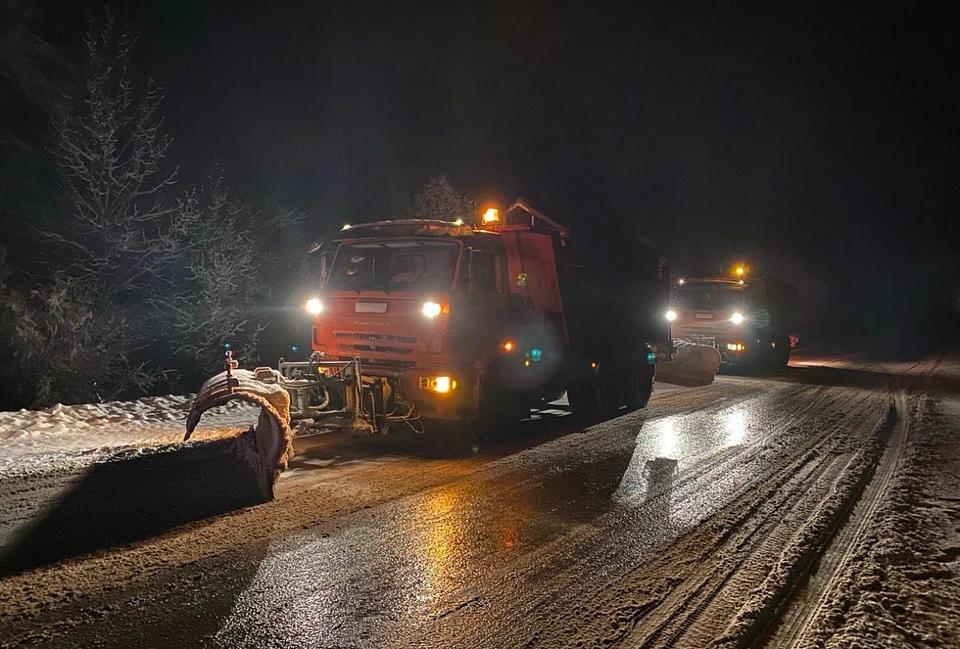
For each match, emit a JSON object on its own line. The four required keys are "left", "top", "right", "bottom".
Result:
{"left": 769, "top": 390, "right": 912, "bottom": 649}
{"left": 712, "top": 374, "right": 922, "bottom": 649}
{"left": 628, "top": 454, "right": 851, "bottom": 649}
{"left": 605, "top": 391, "right": 885, "bottom": 649}
{"left": 762, "top": 366, "right": 941, "bottom": 649}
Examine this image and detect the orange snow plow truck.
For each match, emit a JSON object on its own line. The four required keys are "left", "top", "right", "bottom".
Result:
{"left": 185, "top": 200, "right": 710, "bottom": 479}
{"left": 667, "top": 269, "right": 794, "bottom": 371}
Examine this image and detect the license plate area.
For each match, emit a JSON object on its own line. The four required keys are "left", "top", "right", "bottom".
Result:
{"left": 355, "top": 302, "right": 388, "bottom": 314}
{"left": 695, "top": 311, "right": 714, "bottom": 319}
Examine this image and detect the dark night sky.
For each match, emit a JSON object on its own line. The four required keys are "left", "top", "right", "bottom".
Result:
{"left": 24, "top": 1, "right": 960, "bottom": 340}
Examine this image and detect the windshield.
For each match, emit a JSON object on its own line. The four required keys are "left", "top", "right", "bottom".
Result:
{"left": 326, "top": 240, "right": 459, "bottom": 292}
{"left": 675, "top": 285, "right": 744, "bottom": 310}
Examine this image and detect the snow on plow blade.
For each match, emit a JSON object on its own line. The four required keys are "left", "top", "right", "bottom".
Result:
{"left": 185, "top": 369, "right": 294, "bottom": 501}
{"left": 657, "top": 344, "right": 722, "bottom": 387}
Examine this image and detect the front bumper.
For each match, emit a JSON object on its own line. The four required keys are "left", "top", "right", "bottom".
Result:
{"left": 674, "top": 335, "right": 756, "bottom": 364}
{"left": 361, "top": 361, "right": 478, "bottom": 421}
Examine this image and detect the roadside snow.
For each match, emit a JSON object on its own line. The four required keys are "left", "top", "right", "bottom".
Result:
{"left": 791, "top": 348, "right": 960, "bottom": 382}
{"left": 0, "top": 395, "right": 257, "bottom": 470}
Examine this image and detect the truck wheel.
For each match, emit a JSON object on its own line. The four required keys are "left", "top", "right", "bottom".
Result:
{"left": 777, "top": 336, "right": 791, "bottom": 368}
{"left": 625, "top": 363, "right": 654, "bottom": 410}
{"left": 597, "top": 367, "right": 626, "bottom": 416}
{"left": 476, "top": 383, "right": 517, "bottom": 442}
{"left": 567, "top": 382, "right": 600, "bottom": 419}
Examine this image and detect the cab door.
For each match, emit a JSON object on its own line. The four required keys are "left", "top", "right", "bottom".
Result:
{"left": 448, "top": 247, "right": 510, "bottom": 366}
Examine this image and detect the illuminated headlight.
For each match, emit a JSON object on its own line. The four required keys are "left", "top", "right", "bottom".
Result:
{"left": 665, "top": 310, "right": 678, "bottom": 322}
{"left": 419, "top": 376, "right": 456, "bottom": 393}
{"left": 422, "top": 301, "right": 442, "bottom": 318}
{"left": 305, "top": 298, "right": 324, "bottom": 315}
{"left": 730, "top": 312, "right": 744, "bottom": 325}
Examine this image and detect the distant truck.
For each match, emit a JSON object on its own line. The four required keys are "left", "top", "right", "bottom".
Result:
{"left": 667, "top": 271, "right": 794, "bottom": 370}
{"left": 189, "top": 199, "right": 674, "bottom": 440}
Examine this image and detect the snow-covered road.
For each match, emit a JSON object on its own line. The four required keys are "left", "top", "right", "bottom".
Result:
{"left": 0, "top": 353, "right": 957, "bottom": 648}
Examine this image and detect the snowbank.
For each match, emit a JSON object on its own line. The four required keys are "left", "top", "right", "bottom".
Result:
{"left": 0, "top": 394, "right": 258, "bottom": 471}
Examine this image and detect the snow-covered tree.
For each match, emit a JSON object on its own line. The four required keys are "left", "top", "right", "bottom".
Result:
{"left": 47, "top": 9, "right": 178, "bottom": 295}
{"left": 2, "top": 275, "right": 157, "bottom": 406}
{"left": 1, "top": 10, "right": 310, "bottom": 404}
{"left": 161, "top": 164, "right": 267, "bottom": 373}
{"left": 0, "top": 11, "right": 180, "bottom": 405}
{"left": 411, "top": 174, "right": 475, "bottom": 222}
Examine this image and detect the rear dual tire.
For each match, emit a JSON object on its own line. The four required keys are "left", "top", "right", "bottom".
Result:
{"left": 569, "top": 361, "right": 653, "bottom": 419}
{"left": 625, "top": 363, "right": 655, "bottom": 410}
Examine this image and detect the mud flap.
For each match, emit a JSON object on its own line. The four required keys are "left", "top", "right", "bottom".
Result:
{"left": 656, "top": 345, "right": 722, "bottom": 387}
{"left": 185, "top": 370, "right": 294, "bottom": 500}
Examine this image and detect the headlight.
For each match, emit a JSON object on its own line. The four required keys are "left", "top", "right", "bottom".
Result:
{"left": 665, "top": 310, "right": 678, "bottom": 322}
{"left": 305, "top": 298, "right": 324, "bottom": 315}
{"left": 730, "top": 312, "right": 744, "bottom": 324}
{"left": 422, "top": 301, "right": 442, "bottom": 318}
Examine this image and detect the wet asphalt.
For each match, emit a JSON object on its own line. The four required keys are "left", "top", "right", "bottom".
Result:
{"left": 0, "top": 371, "right": 890, "bottom": 649}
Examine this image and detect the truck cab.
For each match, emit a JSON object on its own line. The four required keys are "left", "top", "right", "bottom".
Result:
{"left": 308, "top": 219, "right": 543, "bottom": 422}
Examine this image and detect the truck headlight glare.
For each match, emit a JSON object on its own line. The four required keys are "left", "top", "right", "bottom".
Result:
{"left": 305, "top": 298, "right": 324, "bottom": 315}
{"left": 730, "top": 312, "right": 744, "bottom": 324}
{"left": 665, "top": 309, "right": 678, "bottom": 322}
{"left": 422, "top": 301, "right": 442, "bottom": 318}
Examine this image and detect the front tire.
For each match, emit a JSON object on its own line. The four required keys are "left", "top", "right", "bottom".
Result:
{"left": 475, "top": 381, "right": 526, "bottom": 442}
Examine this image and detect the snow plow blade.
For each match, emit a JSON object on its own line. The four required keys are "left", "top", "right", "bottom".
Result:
{"left": 185, "top": 369, "right": 294, "bottom": 501}
{"left": 657, "top": 344, "right": 722, "bottom": 387}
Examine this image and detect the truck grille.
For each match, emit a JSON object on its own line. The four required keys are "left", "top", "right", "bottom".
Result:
{"left": 332, "top": 332, "right": 417, "bottom": 355}
{"left": 338, "top": 356, "right": 416, "bottom": 369}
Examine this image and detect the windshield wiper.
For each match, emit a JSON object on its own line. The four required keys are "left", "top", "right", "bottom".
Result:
{"left": 345, "top": 276, "right": 362, "bottom": 295}
{"left": 369, "top": 258, "right": 389, "bottom": 294}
